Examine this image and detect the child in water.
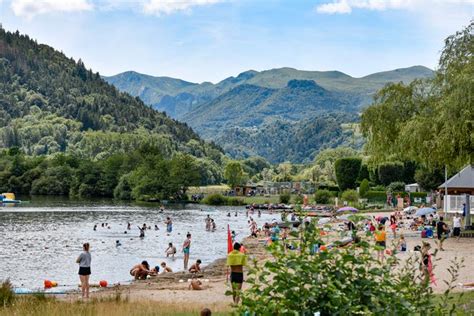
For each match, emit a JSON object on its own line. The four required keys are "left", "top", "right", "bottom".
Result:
{"left": 166, "top": 242, "right": 177, "bottom": 258}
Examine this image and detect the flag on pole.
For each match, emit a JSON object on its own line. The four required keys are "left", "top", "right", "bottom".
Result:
{"left": 227, "top": 224, "right": 233, "bottom": 253}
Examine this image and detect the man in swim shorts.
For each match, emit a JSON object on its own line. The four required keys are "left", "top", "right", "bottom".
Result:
{"left": 182, "top": 233, "right": 191, "bottom": 270}
{"left": 227, "top": 242, "right": 247, "bottom": 305}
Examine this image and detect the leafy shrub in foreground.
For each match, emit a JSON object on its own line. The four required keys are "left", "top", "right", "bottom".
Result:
{"left": 237, "top": 220, "right": 463, "bottom": 315}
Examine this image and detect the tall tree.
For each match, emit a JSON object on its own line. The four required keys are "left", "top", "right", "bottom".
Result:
{"left": 361, "top": 22, "right": 473, "bottom": 170}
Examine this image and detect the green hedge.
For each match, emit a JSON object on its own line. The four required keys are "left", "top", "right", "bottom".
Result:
{"left": 365, "top": 191, "right": 387, "bottom": 201}
{"left": 202, "top": 193, "right": 244, "bottom": 206}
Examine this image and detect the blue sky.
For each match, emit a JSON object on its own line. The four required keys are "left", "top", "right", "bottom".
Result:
{"left": 0, "top": 0, "right": 472, "bottom": 82}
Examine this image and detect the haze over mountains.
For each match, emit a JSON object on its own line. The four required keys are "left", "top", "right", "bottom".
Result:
{"left": 105, "top": 66, "right": 433, "bottom": 163}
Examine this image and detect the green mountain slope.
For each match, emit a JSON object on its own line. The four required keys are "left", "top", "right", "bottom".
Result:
{"left": 105, "top": 65, "right": 433, "bottom": 118}
{"left": 0, "top": 28, "right": 222, "bottom": 161}
{"left": 104, "top": 58, "right": 432, "bottom": 163}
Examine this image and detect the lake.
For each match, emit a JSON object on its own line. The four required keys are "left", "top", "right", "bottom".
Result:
{"left": 0, "top": 197, "right": 278, "bottom": 291}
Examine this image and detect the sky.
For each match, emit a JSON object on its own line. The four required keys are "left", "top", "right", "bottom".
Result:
{"left": 0, "top": 0, "right": 473, "bottom": 83}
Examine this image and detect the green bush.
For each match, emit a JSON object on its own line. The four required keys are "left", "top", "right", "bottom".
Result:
{"left": 292, "top": 194, "right": 304, "bottom": 205}
{"left": 335, "top": 157, "right": 362, "bottom": 191}
{"left": 365, "top": 190, "right": 387, "bottom": 202}
{"left": 341, "top": 189, "right": 359, "bottom": 204}
{"left": 279, "top": 193, "right": 291, "bottom": 204}
{"left": 378, "top": 162, "right": 404, "bottom": 186}
{"left": 387, "top": 181, "right": 406, "bottom": 192}
{"left": 314, "top": 189, "right": 332, "bottom": 204}
{"left": 201, "top": 193, "right": 244, "bottom": 206}
{"left": 236, "top": 220, "right": 463, "bottom": 315}
{"left": 359, "top": 179, "right": 369, "bottom": 197}
{"left": 202, "top": 193, "right": 228, "bottom": 205}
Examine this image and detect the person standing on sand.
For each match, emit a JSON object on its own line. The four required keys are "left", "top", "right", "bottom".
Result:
{"left": 453, "top": 213, "right": 462, "bottom": 241}
{"left": 436, "top": 217, "right": 449, "bottom": 251}
{"left": 76, "top": 242, "right": 91, "bottom": 299}
{"left": 374, "top": 225, "right": 386, "bottom": 262}
{"left": 182, "top": 233, "right": 192, "bottom": 270}
{"left": 227, "top": 242, "right": 247, "bottom": 305}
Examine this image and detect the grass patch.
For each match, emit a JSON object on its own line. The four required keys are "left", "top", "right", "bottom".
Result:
{"left": 0, "top": 295, "right": 230, "bottom": 316}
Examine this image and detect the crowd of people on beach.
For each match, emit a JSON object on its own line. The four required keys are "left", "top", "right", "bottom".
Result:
{"left": 77, "top": 204, "right": 470, "bottom": 305}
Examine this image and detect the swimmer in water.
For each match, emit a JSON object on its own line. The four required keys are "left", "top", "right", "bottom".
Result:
{"left": 154, "top": 225, "right": 159, "bottom": 231}
{"left": 182, "top": 233, "right": 192, "bottom": 270}
{"left": 116, "top": 240, "right": 122, "bottom": 247}
{"left": 127, "top": 222, "right": 131, "bottom": 230}
{"left": 235, "top": 211, "right": 238, "bottom": 217}
{"left": 227, "top": 212, "right": 231, "bottom": 217}
{"left": 93, "top": 224, "right": 97, "bottom": 231}
{"left": 138, "top": 226, "right": 145, "bottom": 238}
{"left": 165, "top": 217, "right": 173, "bottom": 233}
{"left": 211, "top": 219, "right": 216, "bottom": 232}
{"left": 166, "top": 242, "right": 177, "bottom": 258}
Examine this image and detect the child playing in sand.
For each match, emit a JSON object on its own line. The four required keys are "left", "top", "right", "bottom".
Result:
{"left": 189, "top": 259, "right": 202, "bottom": 273}
{"left": 160, "top": 262, "right": 173, "bottom": 273}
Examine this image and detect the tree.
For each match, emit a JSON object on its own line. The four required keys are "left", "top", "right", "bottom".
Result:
{"left": 224, "top": 161, "right": 245, "bottom": 189}
{"left": 341, "top": 189, "right": 359, "bottom": 204}
{"left": 359, "top": 179, "right": 369, "bottom": 197}
{"left": 414, "top": 167, "right": 445, "bottom": 191}
{"left": 378, "top": 162, "right": 404, "bottom": 186}
{"left": 170, "top": 153, "right": 200, "bottom": 198}
{"left": 361, "top": 22, "right": 474, "bottom": 169}
{"left": 314, "top": 189, "right": 332, "bottom": 204}
{"left": 335, "top": 157, "right": 361, "bottom": 190}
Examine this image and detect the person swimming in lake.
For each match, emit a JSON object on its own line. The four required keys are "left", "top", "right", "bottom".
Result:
{"left": 189, "top": 259, "right": 202, "bottom": 273}
{"left": 130, "top": 261, "right": 151, "bottom": 280}
{"left": 93, "top": 224, "right": 97, "bottom": 231}
{"left": 182, "top": 233, "right": 192, "bottom": 270}
{"left": 138, "top": 226, "right": 145, "bottom": 238}
{"left": 154, "top": 224, "right": 159, "bottom": 231}
{"left": 166, "top": 242, "right": 177, "bottom": 258}
{"left": 205, "top": 215, "right": 211, "bottom": 231}
{"left": 211, "top": 219, "right": 216, "bottom": 232}
{"left": 227, "top": 212, "right": 231, "bottom": 217}
{"left": 127, "top": 222, "right": 131, "bottom": 230}
{"left": 115, "top": 240, "right": 121, "bottom": 247}
{"left": 165, "top": 217, "right": 173, "bottom": 233}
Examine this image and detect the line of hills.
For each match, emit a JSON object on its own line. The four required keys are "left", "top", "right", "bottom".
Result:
{"left": 105, "top": 65, "right": 433, "bottom": 163}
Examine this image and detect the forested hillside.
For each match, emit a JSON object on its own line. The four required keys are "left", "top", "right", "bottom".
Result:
{"left": 0, "top": 27, "right": 224, "bottom": 201}
{"left": 0, "top": 27, "right": 221, "bottom": 162}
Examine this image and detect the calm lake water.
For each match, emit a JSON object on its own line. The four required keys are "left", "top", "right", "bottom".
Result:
{"left": 0, "top": 197, "right": 278, "bottom": 290}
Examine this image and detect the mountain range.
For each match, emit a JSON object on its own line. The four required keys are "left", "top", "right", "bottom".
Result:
{"left": 105, "top": 66, "right": 433, "bottom": 163}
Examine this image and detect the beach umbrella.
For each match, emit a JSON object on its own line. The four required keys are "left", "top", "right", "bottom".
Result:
{"left": 337, "top": 206, "right": 358, "bottom": 213}
{"left": 415, "top": 207, "right": 436, "bottom": 217}
{"left": 403, "top": 206, "right": 418, "bottom": 213}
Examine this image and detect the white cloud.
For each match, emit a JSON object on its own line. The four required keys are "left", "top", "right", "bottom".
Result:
{"left": 142, "top": 0, "right": 222, "bottom": 16}
{"left": 316, "top": 0, "right": 473, "bottom": 14}
{"left": 11, "top": 0, "right": 93, "bottom": 19}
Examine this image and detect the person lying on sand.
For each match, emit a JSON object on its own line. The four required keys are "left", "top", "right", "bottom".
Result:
{"left": 130, "top": 261, "right": 151, "bottom": 280}
{"left": 160, "top": 262, "right": 173, "bottom": 273}
{"left": 189, "top": 259, "right": 202, "bottom": 273}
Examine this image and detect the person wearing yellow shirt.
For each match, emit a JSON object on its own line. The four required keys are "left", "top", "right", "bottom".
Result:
{"left": 374, "top": 225, "right": 387, "bottom": 262}
{"left": 227, "top": 242, "right": 247, "bottom": 305}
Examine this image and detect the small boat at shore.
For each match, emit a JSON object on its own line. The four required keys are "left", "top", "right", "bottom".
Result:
{"left": 1, "top": 193, "right": 22, "bottom": 205}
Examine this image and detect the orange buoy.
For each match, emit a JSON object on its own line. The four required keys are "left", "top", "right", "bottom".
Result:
{"left": 51, "top": 281, "right": 58, "bottom": 287}
{"left": 99, "top": 280, "right": 108, "bottom": 288}
{"left": 44, "top": 280, "right": 53, "bottom": 288}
